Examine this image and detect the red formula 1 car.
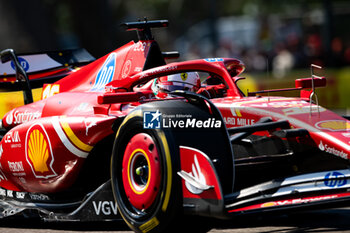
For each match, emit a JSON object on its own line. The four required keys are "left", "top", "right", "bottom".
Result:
{"left": 0, "top": 20, "right": 350, "bottom": 233}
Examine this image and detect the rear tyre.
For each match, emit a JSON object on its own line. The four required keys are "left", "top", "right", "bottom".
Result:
{"left": 111, "top": 110, "right": 182, "bottom": 233}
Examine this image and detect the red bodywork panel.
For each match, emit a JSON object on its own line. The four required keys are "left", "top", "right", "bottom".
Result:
{"left": 0, "top": 34, "right": 349, "bottom": 196}
{"left": 0, "top": 40, "right": 156, "bottom": 192}
{"left": 1, "top": 115, "right": 115, "bottom": 192}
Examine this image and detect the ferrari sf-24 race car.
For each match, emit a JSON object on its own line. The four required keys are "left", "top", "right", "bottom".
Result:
{"left": 0, "top": 20, "right": 349, "bottom": 233}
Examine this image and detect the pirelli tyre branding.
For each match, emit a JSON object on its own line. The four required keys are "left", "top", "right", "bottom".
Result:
{"left": 143, "top": 109, "right": 222, "bottom": 129}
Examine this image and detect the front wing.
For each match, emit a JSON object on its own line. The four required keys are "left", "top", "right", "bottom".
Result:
{"left": 177, "top": 144, "right": 350, "bottom": 218}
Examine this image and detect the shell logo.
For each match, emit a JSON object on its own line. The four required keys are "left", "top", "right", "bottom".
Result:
{"left": 25, "top": 123, "right": 56, "bottom": 179}
{"left": 316, "top": 120, "right": 350, "bottom": 132}
{"left": 28, "top": 130, "right": 50, "bottom": 173}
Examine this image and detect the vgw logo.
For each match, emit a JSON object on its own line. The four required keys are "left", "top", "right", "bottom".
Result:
{"left": 143, "top": 110, "right": 162, "bottom": 129}
{"left": 324, "top": 171, "right": 347, "bottom": 187}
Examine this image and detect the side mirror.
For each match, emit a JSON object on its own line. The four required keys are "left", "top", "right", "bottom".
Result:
{"left": 0, "top": 49, "right": 33, "bottom": 104}
{"left": 295, "top": 76, "right": 326, "bottom": 89}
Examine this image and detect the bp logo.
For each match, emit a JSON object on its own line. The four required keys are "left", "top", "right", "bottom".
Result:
{"left": 143, "top": 110, "right": 162, "bottom": 129}
{"left": 324, "top": 171, "right": 347, "bottom": 187}
{"left": 90, "top": 53, "right": 116, "bottom": 92}
{"left": 25, "top": 123, "right": 56, "bottom": 179}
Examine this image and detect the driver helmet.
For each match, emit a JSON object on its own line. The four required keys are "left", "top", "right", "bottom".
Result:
{"left": 152, "top": 72, "right": 201, "bottom": 98}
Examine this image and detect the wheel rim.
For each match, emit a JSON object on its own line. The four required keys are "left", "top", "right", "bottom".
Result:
{"left": 122, "top": 133, "right": 161, "bottom": 210}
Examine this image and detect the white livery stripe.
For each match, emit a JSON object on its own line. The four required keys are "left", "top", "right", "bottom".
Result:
{"left": 52, "top": 116, "right": 89, "bottom": 158}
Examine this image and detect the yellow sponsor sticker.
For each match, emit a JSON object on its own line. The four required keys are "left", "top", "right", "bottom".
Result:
{"left": 261, "top": 202, "right": 276, "bottom": 208}
{"left": 140, "top": 217, "right": 159, "bottom": 233}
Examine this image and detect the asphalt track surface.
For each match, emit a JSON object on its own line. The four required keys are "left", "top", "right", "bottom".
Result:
{"left": 2, "top": 207, "right": 350, "bottom": 233}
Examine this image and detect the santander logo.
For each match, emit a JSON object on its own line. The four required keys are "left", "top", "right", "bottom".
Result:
{"left": 319, "top": 141, "right": 325, "bottom": 151}
{"left": 318, "top": 141, "right": 348, "bottom": 159}
{"left": 5, "top": 110, "right": 41, "bottom": 126}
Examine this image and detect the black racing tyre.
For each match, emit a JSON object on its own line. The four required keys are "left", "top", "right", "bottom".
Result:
{"left": 111, "top": 110, "right": 182, "bottom": 233}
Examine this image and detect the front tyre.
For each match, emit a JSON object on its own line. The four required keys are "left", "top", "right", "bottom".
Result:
{"left": 111, "top": 110, "right": 181, "bottom": 233}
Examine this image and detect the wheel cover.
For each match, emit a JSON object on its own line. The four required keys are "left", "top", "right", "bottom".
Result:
{"left": 122, "top": 133, "right": 161, "bottom": 210}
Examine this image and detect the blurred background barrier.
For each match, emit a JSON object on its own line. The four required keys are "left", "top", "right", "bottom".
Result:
{"left": 0, "top": 89, "right": 42, "bottom": 118}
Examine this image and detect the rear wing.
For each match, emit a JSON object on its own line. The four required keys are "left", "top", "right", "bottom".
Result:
{"left": 122, "top": 19, "right": 180, "bottom": 69}
{"left": 0, "top": 48, "right": 95, "bottom": 104}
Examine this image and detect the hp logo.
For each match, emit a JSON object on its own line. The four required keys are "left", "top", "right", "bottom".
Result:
{"left": 324, "top": 171, "right": 347, "bottom": 187}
